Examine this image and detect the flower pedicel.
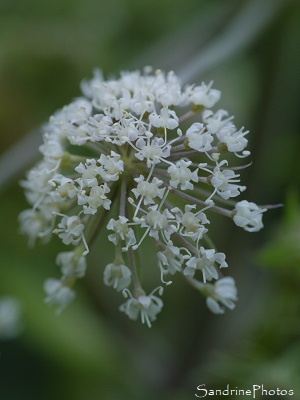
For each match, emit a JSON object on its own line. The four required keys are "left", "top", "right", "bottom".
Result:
{"left": 19, "top": 68, "right": 267, "bottom": 327}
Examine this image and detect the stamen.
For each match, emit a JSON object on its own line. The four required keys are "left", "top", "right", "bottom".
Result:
{"left": 132, "top": 227, "right": 150, "bottom": 250}
{"left": 81, "top": 232, "right": 89, "bottom": 255}
{"left": 159, "top": 265, "right": 172, "bottom": 286}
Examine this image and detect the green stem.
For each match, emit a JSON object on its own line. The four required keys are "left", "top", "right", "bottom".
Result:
{"left": 128, "top": 247, "right": 143, "bottom": 295}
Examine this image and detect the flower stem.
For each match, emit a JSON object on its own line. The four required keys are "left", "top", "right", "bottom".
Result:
{"left": 128, "top": 247, "right": 143, "bottom": 293}
{"left": 168, "top": 186, "right": 233, "bottom": 218}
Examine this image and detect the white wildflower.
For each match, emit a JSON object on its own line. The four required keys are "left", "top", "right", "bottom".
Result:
{"left": 39, "top": 135, "right": 64, "bottom": 160}
{"left": 210, "top": 161, "right": 246, "bottom": 200}
{"left": 87, "top": 114, "right": 113, "bottom": 142}
{"left": 18, "top": 206, "right": 56, "bottom": 245}
{"left": 186, "top": 122, "right": 213, "bottom": 152}
{"left": 132, "top": 175, "right": 165, "bottom": 205}
{"left": 206, "top": 277, "right": 238, "bottom": 314}
{"left": 233, "top": 200, "right": 266, "bottom": 232}
{"left": 49, "top": 174, "right": 77, "bottom": 201}
{"left": 44, "top": 278, "right": 76, "bottom": 313}
{"left": 19, "top": 67, "right": 269, "bottom": 324}
{"left": 80, "top": 183, "right": 111, "bottom": 215}
{"left": 98, "top": 151, "right": 124, "bottom": 182}
{"left": 168, "top": 159, "right": 198, "bottom": 190}
{"left": 75, "top": 159, "right": 99, "bottom": 188}
{"left": 157, "top": 244, "right": 184, "bottom": 276}
{"left": 203, "top": 109, "right": 234, "bottom": 134}
{"left": 179, "top": 205, "right": 209, "bottom": 241}
{"left": 54, "top": 215, "right": 84, "bottom": 245}
{"left": 184, "top": 247, "right": 227, "bottom": 283}
{"left": 56, "top": 251, "right": 87, "bottom": 279}
{"left": 139, "top": 205, "right": 176, "bottom": 243}
{"left": 189, "top": 82, "right": 221, "bottom": 108}
{"left": 107, "top": 217, "right": 136, "bottom": 248}
{"left": 149, "top": 107, "right": 179, "bottom": 130}
{"left": 135, "top": 137, "right": 171, "bottom": 167}
{"left": 120, "top": 287, "right": 163, "bottom": 328}
{"left": 104, "top": 262, "right": 131, "bottom": 291}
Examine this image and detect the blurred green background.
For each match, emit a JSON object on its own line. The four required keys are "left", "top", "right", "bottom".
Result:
{"left": 1, "top": 0, "right": 300, "bottom": 399}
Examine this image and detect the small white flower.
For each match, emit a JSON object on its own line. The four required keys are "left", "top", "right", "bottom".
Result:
{"left": 49, "top": 174, "right": 77, "bottom": 201}
{"left": 56, "top": 251, "right": 87, "bottom": 279}
{"left": 203, "top": 109, "right": 234, "bottom": 134}
{"left": 39, "top": 135, "right": 64, "bottom": 160}
{"left": 81, "top": 183, "right": 111, "bottom": 215}
{"left": 168, "top": 159, "right": 198, "bottom": 190}
{"left": 107, "top": 216, "right": 136, "bottom": 248}
{"left": 132, "top": 176, "right": 165, "bottom": 205}
{"left": 44, "top": 278, "right": 76, "bottom": 314}
{"left": 206, "top": 277, "right": 238, "bottom": 314}
{"left": 60, "top": 98, "right": 92, "bottom": 125}
{"left": 217, "top": 125, "right": 249, "bottom": 154}
{"left": 130, "top": 92, "right": 155, "bottom": 115}
{"left": 111, "top": 116, "right": 146, "bottom": 144}
{"left": 157, "top": 245, "right": 183, "bottom": 275}
{"left": 184, "top": 247, "right": 227, "bottom": 283}
{"left": 81, "top": 68, "right": 103, "bottom": 98}
{"left": 98, "top": 151, "right": 124, "bottom": 182}
{"left": 141, "top": 205, "right": 176, "bottom": 242}
{"left": 149, "top": 107, "right": 179, "bottom": 130}
{"left": 20, "top": 161, "right": 58, "bottom": 206}
{"left": 49, "top": 98, "right": 93, "bottom": 146}
{"left": 179, "top": 206, "right": 209, "bottom": 241}
{"left": 54, "top": 215, "right": 84, "bottom": 245}
{"left": 233, "top": 200, "right": 266, "bottom": 232}
{"left": 210, "top": 161, "right": 246, "bottom": 200}
{"left": 189, "top": 82, "right": 221, "bottom": 108}
{"left": 67, "top": 123, "right": 91, "bottom": 146}
{"left": 19, "top": 207, "right": 55, "bottom": 245}
{"left": 88, "top": 114, "right": 113, "bottom": 142}
{"left": 120, "top": 287, "right": 163, "bottom": 327}
{"left": 186, "top": 122, "right": 213, "bottom": 152}
{"left": 75, "top": 159, "right": 99, "bottom": 188}
{"left": 155, "top": 71, "right": 182, "bottom": 106}
{"left": 135, "top": 137, "right": 170, "bottom": 167}
{"left": 104, "top": 262, "right": 131, "bottom": 291}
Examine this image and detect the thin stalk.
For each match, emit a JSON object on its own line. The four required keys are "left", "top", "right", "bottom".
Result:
{"left": 119, "top": 176, "right": 127, "bottom": 217}
{"left": 168, "top": 186, "right": 233, "bottom": 218}
{"left": 170, "top": 143, "right": 186, "bottom": 153}
{"left": 168, "top": 150, "right": 203, "bottom": 160}
{"left": 173, "top": 232, "right": 197, "bottom": 255}
{"left": 192, "top": 186, "right": 237, "bottom": 207}
{"left": 179, "top": 110, "right": 196, "bottom": 123}
{"left": 128, "top": 247, "right": 143, "bottom": 293}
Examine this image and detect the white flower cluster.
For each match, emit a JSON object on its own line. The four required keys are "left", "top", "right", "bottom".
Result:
{"left": 19, "top": 68, "right": 267, "bottom": 325}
